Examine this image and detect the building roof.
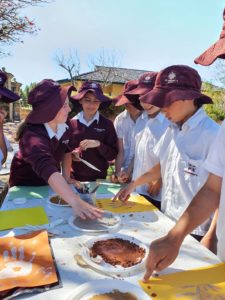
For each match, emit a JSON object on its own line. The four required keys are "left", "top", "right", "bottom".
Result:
{"left": 58, "top": 65, "right": 150, "bottom": 84}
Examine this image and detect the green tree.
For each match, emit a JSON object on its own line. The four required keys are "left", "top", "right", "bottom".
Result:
{"left": 20, "top": 82, "right": 36, "bottom": 107}
{"left": 203, "top": 82, "right": 225, "bottom": 122}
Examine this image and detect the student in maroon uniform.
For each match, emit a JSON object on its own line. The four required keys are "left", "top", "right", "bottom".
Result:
{"left": 9, "top": 79, "right": 103, "bottom": 220}
{"left": 0, "top": 70, "right": 20, "bottom": 169}
{"left": 63, "top": 81, "right": 118, "bottom": 182}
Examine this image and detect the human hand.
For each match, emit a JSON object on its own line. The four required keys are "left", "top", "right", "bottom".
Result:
{"left": 110, "top": 173, "right": 119, "bottom": 183}
{"left": 0, "top": 245, "right": 35, "bottom": 279}
{"left": 72, "top": 196, "right": 104, "bottom": 220}
{"left": 117, "top": 171, "right": 130, "bottom": 183}
{"left": 147, "top": 179, "right": 162, "bottom": 197}
{"left": 112, "top": 182, "right": 134, "bottom": 202}
{"left": 79, "top": 139, "right": 100, "bottom": 150}
{"left": 143, "top": 233, "right": 182, "bottom": 282}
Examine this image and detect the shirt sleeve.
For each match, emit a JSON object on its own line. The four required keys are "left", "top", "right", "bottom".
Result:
{"left": 114, "top": 115, "right": 124, "bottom": 139}
{"left": 20, "top": 130, "right": 60, "bottom": 183}
{"left": 204, "top": 122, "right": 225, "bottom": 178}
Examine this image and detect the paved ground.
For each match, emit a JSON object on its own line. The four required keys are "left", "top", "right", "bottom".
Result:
{"left": 0, "top": 122, "right": 19, "bottom": 184}
{"left": 3, "top": 121, "right": 19, "bottom": 143}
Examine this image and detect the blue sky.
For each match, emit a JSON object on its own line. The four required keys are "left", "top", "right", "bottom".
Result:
{"left": 1, "top": 0, "right": 224, "bottom": 87}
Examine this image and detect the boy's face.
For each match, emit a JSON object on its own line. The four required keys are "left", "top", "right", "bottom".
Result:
{"left": 161, "top": 99, "right": 195, "bottom": 123}
{"left": 140, "top": 101, "right": 160, "bottom": 117}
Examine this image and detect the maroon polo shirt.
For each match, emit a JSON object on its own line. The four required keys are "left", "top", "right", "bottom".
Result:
{"left": 9, "top": 121, "right": 73, "bottom": 187}
{"left": 70, "top": 114, "right": 118, "bottom": 181}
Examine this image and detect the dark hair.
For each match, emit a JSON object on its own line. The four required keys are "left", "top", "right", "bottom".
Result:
{"left": 193, "top": 98, "right": 204, "bottom": 109}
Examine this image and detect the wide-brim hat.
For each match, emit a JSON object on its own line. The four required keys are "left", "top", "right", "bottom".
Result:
{"left": 126, "top": 72, "right": 158, "bottom": 96}
{"left": 26, "top": 79, "right": 76, "bottom": 124}
{"left": 140, "top": 65, "right": 212, "bottom": 108}
{"left": 114, "top": 93, "right": 139, "bottom": 106}
{"left": 195, "top": 8, "right": 225, "bottom": 66}
{"left": 140, "top": 87, "right": 212, "bottom": 108}
{"left": 71, "top": 81, "right": 112, "bottom": 109}
{"left": 0, "top": 70, "right": 20, "bottom": 103}
{"left": 113, "top": 79, "right": 139, "bottom": 106}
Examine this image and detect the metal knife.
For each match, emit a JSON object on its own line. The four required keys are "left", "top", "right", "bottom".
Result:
{"left": 79, "top": 157, "right": 101, "bottom": 172}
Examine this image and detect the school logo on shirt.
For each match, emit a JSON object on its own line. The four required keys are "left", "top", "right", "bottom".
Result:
{"left": 94, "top": 128, "right": 106, "bottom": 132}
{"left": 165, "top": 71, "right": 178, "bottom": 84}
{"left": 184, "top": 163, "right": 198, "bottom": 176}
{"left": 62, "top": 139, "right": 69, "bottom": 144}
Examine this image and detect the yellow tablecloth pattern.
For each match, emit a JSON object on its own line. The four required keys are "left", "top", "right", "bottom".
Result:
{"left": 95, "top": 195, "right": 157, "bottom": 213}
{"left": 139, "top": 263, "right": 225, "bottom": 299}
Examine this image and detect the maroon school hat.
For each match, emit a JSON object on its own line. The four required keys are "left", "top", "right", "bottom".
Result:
{"left": 0, "top": 70, "right": 20, "bottom": 103}
{"left": 126, "top": 72, "right": 157, "bottom": 96}
{"left": 140, "top": 65, "right": 212, "bottom": 108}
{"left": 114, "top": 79, "right": 139, "bottom": 106}
{"left": 26, "top": 79, "right": 76, "bottom": 124}
{"left": 195, "top": 8, "right": 225, "bottom": 66}
{"left": 71, "top": 81, "right": 111, "bottom": 109}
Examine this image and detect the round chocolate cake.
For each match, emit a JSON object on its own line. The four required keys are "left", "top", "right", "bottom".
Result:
{"left": 89, "top": 238, "right": 146, "bottom": 268}
{"left": 88, "top": 290, "right": 138, "bottom": 300}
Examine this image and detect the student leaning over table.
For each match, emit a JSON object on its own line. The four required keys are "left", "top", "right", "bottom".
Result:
{"left": 113, "top": 65, "right": 219, "bottom": 243}
{"left": 9, "top": 79, "right": 103, "bottom": 220}
{"left": 116, "top": 72, "right": 170, "bottom": 210}
{"left": 142, "top": 121, "right": 225, "bottom": 282}
{"left": 0, "top": 70, "right": 20, "bottom": 169}
{"left": 112, "top": 79, "right": 148, "bottom": 183}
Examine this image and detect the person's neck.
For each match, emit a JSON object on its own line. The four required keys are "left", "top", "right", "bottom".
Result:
{"left": 148, "top": 110, "right": 160, "bottom": 119}
{"left": 177, "top": 107, "right": 199, "bottom": 129}
{"left": 83, "top": 112, "right": 96, "bottom": 122}
{"left": 47, "top": 120, "right": 58, "bottom": 133}
{"left": 130, "top": 111, "right": 142, "bottom": 122}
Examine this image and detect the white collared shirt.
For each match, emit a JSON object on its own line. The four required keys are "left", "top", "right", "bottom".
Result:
{"left": 114, "top": 110, "right": 148, "bottom": 170}
{"left": 132, "top": 113, "right": 170, "bottom": 198}
{"left": 153, "top": 108, "right": 219, "bottom": 235}
{"left": 204, "top": 120, "right": 225, "bottom": 261}
{"left": 44, "top": 123, "right": 68, "bottom": 140}
{"left": 73, "top": 111, "right": 99, "bottom": 127}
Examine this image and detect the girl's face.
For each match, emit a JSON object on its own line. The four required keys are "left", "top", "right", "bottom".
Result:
{"left": 140, "top": 101, "right": 160, "bottom": 117}
{"left": 80, "top": 92, "right": 100, "bottom": 116}
{"left": 161, "top": 99, "right": 195, "bottom": 124}
{"left": 54, "top": 97, "right": 71, "bottom": 124}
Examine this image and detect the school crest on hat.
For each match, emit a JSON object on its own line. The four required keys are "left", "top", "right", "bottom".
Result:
{"left": 142, "top": 75, "right": 152, "bottom": 83}
{"left": 165, "top": 71, "right": 178, "bottom": 84}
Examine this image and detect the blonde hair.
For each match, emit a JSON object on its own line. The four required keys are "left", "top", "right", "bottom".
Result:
{"left": 15, "top": 120, "right": 28, "bottom": 141}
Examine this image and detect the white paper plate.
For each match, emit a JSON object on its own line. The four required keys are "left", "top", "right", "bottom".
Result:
{"left": 66, "top": 279, "right": 150, "bottom": 300}
{"left": 81, "top": 233, "right": 148, "bottom": 277}
{"left": 68, "top": 211, "right": 121, "bottom": 233}
{"left": 47, "top": 195, "right": 71, "bottom": 207}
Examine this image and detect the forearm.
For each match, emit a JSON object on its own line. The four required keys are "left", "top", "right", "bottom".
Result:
{"left": 62, "top": 153, "right": 72, "bottom": 182}
{"left": 130, "top": 163, "right": 161, "bottom": 190}
{"left": 115, "top": 152, "right": 124, "bottom": 174}
{"left": 48, "top": 172, "right": 79, "bottom": 206}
